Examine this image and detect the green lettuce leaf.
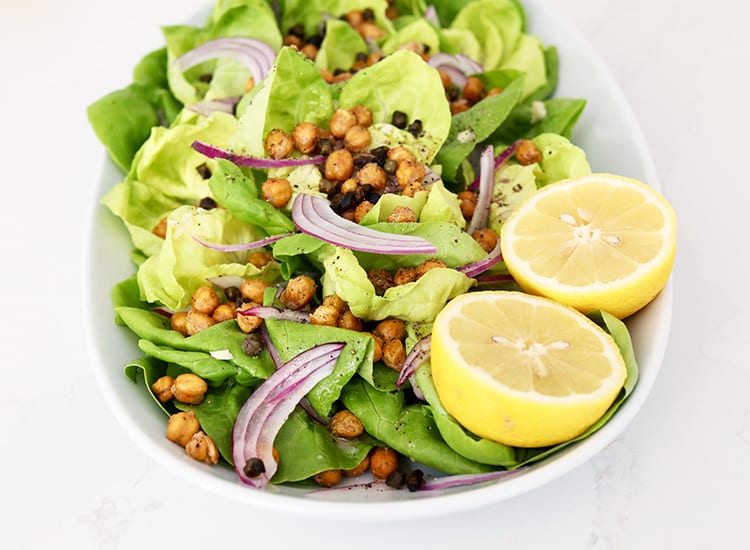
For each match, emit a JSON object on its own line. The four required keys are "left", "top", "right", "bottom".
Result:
{"left": 532, "top": 133, "right": 591, "bottom": 187}
{"left": 314, "top": 19, "right": 369, "bottom": 73}
{"left": 450, "top": 0, "right": 523, "bottom": 70}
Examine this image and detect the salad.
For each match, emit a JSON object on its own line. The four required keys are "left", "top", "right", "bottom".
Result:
{"left": 88, "top": 0, "right": 638, "bottom": 492}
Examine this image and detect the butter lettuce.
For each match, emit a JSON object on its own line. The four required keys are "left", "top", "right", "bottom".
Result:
{"left": 137, "top": 205, "right": 279, "bottom": 310}
{"left": 451, "top": 0, "right": 523, "bottom": 70}
{"left": 314, "top": 19, "right": 369, "bottom": 73}
{"left": 381, "top": 18, "right": 441, "bottom": 55}
{"left": 278, "top": 0, "right": 393, "bottom": 36}
{"left": 532, "top": 133, "right": 591, "bottom": 187}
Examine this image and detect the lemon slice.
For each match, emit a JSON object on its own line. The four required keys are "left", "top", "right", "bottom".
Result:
{"left": 500, "top": 173, "right": 677, "bottom": 319}
{"left": 430, "top": 291, "right": 627, "bottom": 447}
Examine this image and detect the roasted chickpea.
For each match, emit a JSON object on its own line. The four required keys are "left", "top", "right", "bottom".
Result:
{"left": 395, "top": 159, "right": 425, "bottom": 189}
{"left": 350, "top": 105, "right": 373, "bottom": 127}
{"left": 344, "top": 125, "right": 371, "bottom": 151}
{"left": 344, "top": 9, "right": 364, "bottom": 26}
{"left": 329, "top": 109, "right": 357, "bottom": 139}
{"left": 301, "top": 43, "right": 318, "bottom": 60}
{"left": 191, "top": 285, "right": 220, "bottom": 315}
{"left": 450, "top": 99, "right": 470, "bottom": 115}
{"left": 185, "top": 310, "right": 216, "bottom": 336}
{"left": 516, "top": 139, "right": 542, "bottom": 165}
{"left": 264, "top": 129, "right": 294, "bottom": 159}
{"left": 283, "top": 34, "right": 304, "bottom": 48}
{"left": 240, "top": 279, "right": 270, "bottom": 304}
{"left": 387, "top": 146, "right": 415, "bottom": 165}
{"left": 292, "top": 122, "right": 319, "bottom": 155}
{"left": 340, "top": 177, "right": 359, "bottom": 194}
{"left": 457, "top": 190, "right": 478, "bottom": 219}
{"left": 356, "top": 162, "right": 386, "bottom": 190}
{"left": 370, "top": 447, "right": 399, "bottom": 479}
{"left": 151, "top": 375, "right": 174, "bottom": 403}
{"left": 313, "top": 469, "right": 343, "bottom": 487}
{"left": 329, "top": 410, "right": 364, "bottom": 439}
{"left": 322, "top": 294, "right": 346, "bottom": 314}
{"left": 236, "top": 303, "right": 264, "bottom": 333}
{"left": 358, "top": 21, "right": 385, "bottom": 40}
{"left": 212, "top": 302, "right": 236, "bottom": 323}
{"left": 386, "top": 205, "right": 417, "bottom": 223}
{"left": 248, "top": 251, "right": 274, "bottom": 268}
{"left": 332, "top": 71, "right": 352, "bottom": 83}
{"left": 472, "top": 228, "right": 499, "bottom": 253}
{"left": 320, "top": 67, "right": 335, "bottom": 84}
{"left": 344, "top": 455, "right": 370, "bottom": 477}
{"left": 280, "top": 275, "right": 317, "bottom": 310}
{"left": 382, "top": 338, "right": 406, "bottom": 371}
{"left": 463, "top": 76, "right": 485, "bottom": 104}
{"left": 166, "top": 410, "right": 201, "bottom": 446}
{"left": 185, "top": 431, "right": 219, "bottom": 465}
{"left": 310, "top": 304, "right": 340, "bottom": 327}
{"left": 262, "top": 177, "right": 292, "bottom": 208}
{"left": 353, "top": 200, "right": 374, "bottom": 223}
{"left": 171, "top": 373, "right": 208, "bottom": 405}
{"left": 368, "top": 332, "right": 384, "bottom": 363}
{"left": 367, "top": 269, "right": 394, "bottom": 295}
{"left": 153, "top": 217, "right": 168, "bottom": 239}
{"left": 416, "top": 258, "right": 448, "bottom": 278}
{"left": 486, "top": 87, "right": 503, "bottom": 97}
{"left": 373, "top": 318, "right": 406, "bottom": 342}
{"left": 171, "top": 311, "right": 189, "bottom": 335}
{"left": 324, "top": 149, "right": 355, "bottom": 181}
{"left": 438, "top": 69, "right": 452, "bottom": 89}
{"left": 393, "top": 266, "right": 418, "bottom": 285}
{"left": 338, "top": 309, "right": 363, "bottom": 331}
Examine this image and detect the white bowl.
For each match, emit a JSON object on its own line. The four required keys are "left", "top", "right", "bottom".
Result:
{"left": 84, "top": 0, "right": 672, "bottom": 520}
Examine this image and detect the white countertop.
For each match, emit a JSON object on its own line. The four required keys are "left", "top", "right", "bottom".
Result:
{"left": 2, "top": 0, "right": 748, "bottom": 548}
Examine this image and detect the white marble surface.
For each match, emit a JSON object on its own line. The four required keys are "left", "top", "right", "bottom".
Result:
{"left": 2, "top": 0, "right": 748, "bottom": 548}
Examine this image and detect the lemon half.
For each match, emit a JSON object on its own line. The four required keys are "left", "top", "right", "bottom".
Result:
{"left": 430, "top": 291, "right": 627, "bottom": 448}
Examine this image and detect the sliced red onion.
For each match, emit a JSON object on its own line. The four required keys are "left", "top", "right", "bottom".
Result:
{"left": 192, "top": 232, "right": 294, "bottom": 253}
{"left": 173, "top": 37, "right": 276, "bottom": 84}
{"left": 232, "top": 342, "right": 345, "bottom": 487}
{"left": 475, "top": 273, "right": 514, "bottom": 285}
{"left": 152, "top": 307, "right": 174, "bottom": 318}
{"left": 193, "top": 140, "right": 327, "bottom": 168}
{"left": 469, "top": 140, "right": 520, "bottom": 191}
{"left": 421, "top": 468, "right": 525, "bottom": 491}
{"left": 457, "top": 240, "right": 502, "bottom": 278}
{"left": 427, "top": 53, "right": 483, "bottom": 88}
{"left": 408, "top": 373, "right": 426, "bottom": 401}
{"left": 238, "top": 305, "right": 311, "bottom": 324}
{"left": 206, "top": 275, "right": 246, "bottom": 289}
{"left": 186, "top": 96, "right": 240, "bottom": 117}
{"left": 292, "top": 194, "right": 438, "bottom": 255}
{"left": 422, "top": 166, "right": 442, "bottom": 185}
{"left": 396, "top": 335, "right": 431, "bottom": 387}
{"left": 424, "top": 5, "right": 440, "bottom": 26}
{"left": 466, "top": 145, "right": 495, "bottom": 235}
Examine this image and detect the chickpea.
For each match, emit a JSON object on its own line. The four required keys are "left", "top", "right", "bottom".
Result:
{"left": 350, "top": 105, "right": 373, "bottom": 127}
{"left": 486, "top": 87, "right": 503, "bottom": 97}
{"left": 345, "top": 9, "right": 364, "bottom": 26}
{"left": 340, "top": 177, "right": 359, "bottom": 194}
{"left": 385, "top": 6, "right": 399, "bottom": 20}
{"left": 310, "top": 304, "right": 339, "bottom": 327}
{"left": 374, "top": 318, "right": 406, "bottom": 342}
{"left": 245, "top": 76, "right": 255, "bottom": 92}
{"left": 262, "top": 177, "right": 292, "bottom": 208}
{"left": 353, "top": 200, "right": 374, "bottom": 224}
{"left": 240, "top": 279, "right": 270, "bottom": 304}
{"left": 329, "top": 109, "right": 357, "bottom": 139}
{"left": 171, "top": 373, "right": 208, "bottom": 405}
{"left": 450, "top": 99, "right": 470, "bottom": 115}
{"left": 382, "top": 339, "right": 406, "bottom": 371}
{"left": 370, "top": 447, "right": 399, "bottom": 479}
{"left": 329, "top": 410, "right": 364, "bottom": 439}
{"left": 344, "top": 125, "right": 371, "bottom": 151}
{"left": 338, "top": 309, "right": 363, "bottom": 331}
{"left": 283, "top": 34, "right": 304, "bottom": 48}
{"left": 248, "top": 251, "right": 274, "bottom": 268}
{"left": 151, "top": 375, "right": 174, "bottom": 403}
{"left": 393, "top": 266, "right": 418, "bottom": 285}
{"left": 185, "top": 310, "right": 216, "bottom": 336}
{"left": 301, "top": 43, "right": 318, "bottom": 60}
{"left": 191, "top": 285, "right": 220, "bottom": 315}
{"left": 401, "top": 181, "right": 424, "bottom": 198}
{"left": 324, "top": 149, "right": 355, "bottom": 181}
{"left": 516, "top": 139, "right": 542, "bottom": 165}
{"left": 320, "top": 68, "right": 335, "bottom": 84}
{"left": 170, "top": 311, "right": 189, "bottom": 335}
{"left": 292, "top": 122, "right": 319, "bottom": 155}
{"left": 280, "top": 275, "right": 317, "bottom": 310}
{"left": 166, "top": 410, "right": 200, "bottom": 446}
{"left": 438, "top": 69, "right": 452, "bottom": 89}
{"left": 313, "top": 469, "right": 343, "bottom": 488}
{"left": 332, "top": 71, "right": 353, "bottom": 83}
{"left": 344, "top": 455, "right": 370, "bottom": 477}
{"left": 463, "top": 76, "right": 485, "bottom": 104}
{"left": 356, "top": 162, "right": 386, "bottom": 190}
{"left": 395, "top": 159, "right": 426, "bottom": 189}
{"left": 367, "top": 332, "right": 384, "bottom": 363}
{"left": 264, "top": 129, "right": 294, "bottom": 160}
{"left": 387, "top": 146, "right": 415, "bottom": 165}
{"left": 153, "top": 217, "right": 168, "bottom": 239}
{"left": 367, "top": 52, "right": 384, "bottom": 66}
{"left": 236, "top": 302, "right": 264, "bottom": 333}
{"left": 212, "top": 302, "right": 236, "bottom": 323}
{"left": 358, "top": 21, "right": 385, "bottom": 41}
{"left": 472, "top": 228, "right": 499, "bottom": 253}
{"left": 457, "top": 190, "right": 478, "bottom": 219}
{"left": 322, "top": 294, "right": 346, "bottom": 313}
{"left": 386, "top": 205, "right": 417, "bottom": 223}
{"left": 367, "top": 269, "right": 394, "bottom": 295}
{"left": 185, "top": 431, "right": 219, "bottom": 465}
{"left": 416, "top": 258, "right": 448, "bottom": 278}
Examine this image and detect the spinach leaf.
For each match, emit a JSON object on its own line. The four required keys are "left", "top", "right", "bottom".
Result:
{"left": 123, "top": 355, "right": 170, "bottom": 415}
{"left": 341, "top": 378, "right": 493, "bottom": 474}
{"left": 138, "top": 339, "right": 240, "bottom": 385}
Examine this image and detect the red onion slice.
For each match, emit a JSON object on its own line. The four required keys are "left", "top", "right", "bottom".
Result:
{"left": 238, "top": 304, "right": 311, "bottom": 324}
{"left": 232, "top": 342, "right": 345, "bottom": 487}
{"left": 469, "top": 140, "right": 520, "bottom": 191}
{"left": 424, "top": 5, "right": 440, "bottom": 26}
{"left": 466, "top": 145, "right": 495, "bottom": 235}
{"left": 206, "top": 275, "right": 246, "bottom": 289}
{"left": 427, "top": 53, "right": 483, "bottom": 88}
{"left": 421, "top": 468, "right": 525, "bottom": 491}
{"left": 292, "top": 194, "right": 438, "bottom": 255}
{"left": 192, "top": 232, "right": 294, "bottom": 252}
{"left": 173, "top": 37, "right": 276, "bottom": 84}
{"left": 192, "top": 140, "right": 327, "bottom": 168}
{"left": 186, "top": 96, "right": 241, "bottom": 117}
{"left": 396, "top": 335, "right": 432, "bottom": 387}
{"left": 475, "top": 273, "right": 514, "bottom": 285}
{"left": 457, "top": 239, "right": 502, "bottom": 278}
